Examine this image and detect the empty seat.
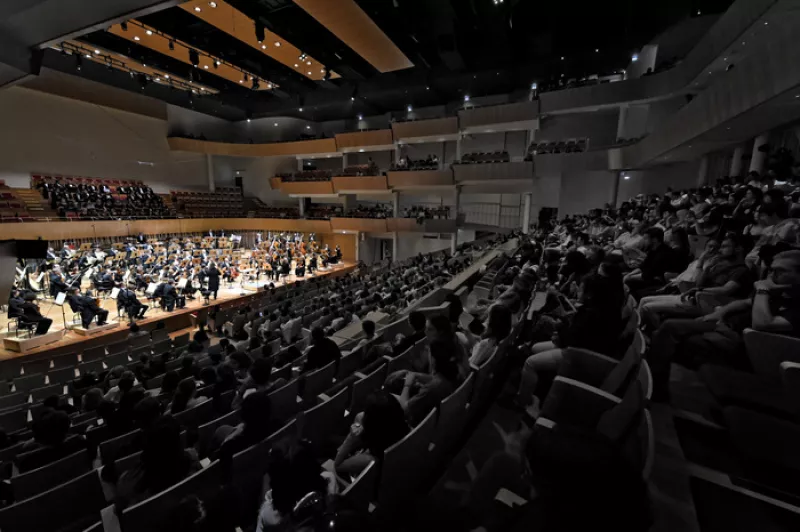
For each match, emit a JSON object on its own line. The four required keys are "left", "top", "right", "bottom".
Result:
{"left": 22, "top": 359, "right": 50, "bottom": 376}
{"left": 47, "top": 366, "right": 76, "bottom": 385}
{"left": 351, "top": 363, "right": 387, "bottom": 415}
{"left": 81, "top": 347, "right": 105, "bottom": 363}
{"left": 173, "top": 399, "right": 215, "bottom": 429}
{"left": 268, "top": 379, "right": 299, "bottom": 426}
{"left": 129, "top": 334, "right": 151, "bottom": 349}
{"left": 0, "top": 393, "right": 27, "bottom": 411}
{"left": 302, "top": 361, "right": 336, "bottom": 404}
{"left": 301, "top": 387, "right": 349, "bottom": 453}
{"left": 77, "top": 360, "right": 103, "bottom": 376}
{"left": 10, "top": 449, "right": 92, "bottom": 501}
{"left": 104, "top": 351, "right": 130, "bottom": 368}
{"left": 51, "top": 353, "right": 79, "bottom": 369}
{"left": 99, "top": 429, "right": 141, "bottom": 463}
{"left": 13, "top": 373, "right": 45, "bottom": 393}
{"left": 196, "top": 410, "right": 241, "bottom": 458}
{"left": 432, "top": 373, "right": 474, "bottom": 459}
{"left": 151, "top": 329, "right": 169, "bottom": 343}
{"left": 30, "top": 383, "right": 64, "bottom": 402}
{"left": 341, "top": 459, "right": 379, "bottom": 512}
{"left": 106, "top": 341, "right": 128, "bottom": 355}
{"left": 172, "top": 333, "right": 190, "bottom": 348}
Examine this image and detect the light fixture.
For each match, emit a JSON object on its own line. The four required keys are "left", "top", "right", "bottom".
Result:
{"left": 255, "top": 22, "right": 265, "bottom": 43}
{"left": 307, "top": 71, "right": 312, "bottom": 75}
{"left": 764, "top": 21, "right": 768, "bottom": 25}
{"left": 631, "top": 53, "right": 638, "bottom": 62}
{"left": 75, "top": 55, "right": 82, "bottom": 70}
{"left": 464, "top": 95, "right": 470, "bottom": 102}
{"left": 407, "top": 105, "right": 412, "bottom": 112}
{"left": 299, "top": 107, "right": 304, "bottom": 112}
{"left": 307, "top": 61, "right": 312, "bottom": 65}
{"left": 165, "top": 74, "right": 170, "bottom": 79}
{"left": 194, "top": 6, "right": 201, "bottom": 12}
{"left": 266, "top": 83, "right": 272, "bottom": 89}
{"left": 623, "top": 174, "right": 630, "bottom": 180}
{"left": 94, "top": 49, "right": 100, "bottom": 54}
{"left": 359, "top": 149, "right": 364, "bottom": 152}
{"left": 275, "top": 41, "right": 281, "bottom": 47}
{"left": 252, "top": 78, "right": 260, "bottom": 89}
{"left": 560, "top": 56, "right": 565, "bottom": 60}
{"left": 425, "top": 85, "right": 430, "bottom": 90}
{"left": 595, "top": 48, "right": 599, "bottom": 52}
{"left": 273, "top": 122, "right": 278, "bottom": 127}
{"left": 214, "top": 60, "right": 220, "bottom": 68}
{"left": 357, "top": 114, "right": 363, "bottom": 120}
{"left": 209, "top": 1, "right": 217, "bottom": 7}
{"left": 531, "top": 82, "right": 537, "bottom": 90}
{"left": 697, "top": 10, "right": 701, "bottom": 15}
{"left": 121, "top": 22, "right": 128, "bottom": 31}
{"left": 261, "top": 44, "right": 266, "bottom": 49}
{"left": 306, "top": 125, "right": 311, "bottom": 129}
{"left": 351, "top": 96, "right": 355, "bottom": 102}
{"left": 247, "top": 118, "right": 251, "bottom": 123}
{"left": 239, "top": 80, "right": 243, "bottom": 84}
{"left": 146, "top": 30, "right": 153, "bottom": 36}
{"left": 294, "top": 63, "right": 299, "bottom": 68}
{"left": 320, "top": 69, "right": 325, "bottom": 74}
{"left": 203, "top": 65, "right": 208, "bottom": 69}
{"left": 134, "top": 36, "right": 141, "bottom": 41}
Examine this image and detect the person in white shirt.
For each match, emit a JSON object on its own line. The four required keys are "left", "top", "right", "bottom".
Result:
{"left": 470, "top": 304, "right": 512, "bottom": 367}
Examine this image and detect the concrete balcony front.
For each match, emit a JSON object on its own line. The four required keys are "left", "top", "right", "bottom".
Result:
{"left": 533, "top": 150, "right": 620, "bottom": 174}
{"left": 386, "top": 170, "right": 455, "bottom": 189}
{"left": 332, "top": 176, "right": 389, "bottom": 193}
{"left": 278, "top": 181, "right": 335, "bottom": 195}
{"left": 387, "top": 218, "right": 457, "bottom": 233}
{"left": 335, "top": 129, "right": 394, "bottom": 152}
{"left": 459, "top": 101, "right": 538, "bottom": 133}
{"left": 453, "top": 161, "right": 534, "bottom": 184}
{"left": 391, "top": 117, "right": 459, "bottom": 141}
{"left": 330, "top": 218, "right": 389, "bottom": 233}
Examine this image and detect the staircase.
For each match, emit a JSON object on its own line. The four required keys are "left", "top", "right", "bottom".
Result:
{"left": 13, "top": 188, "right": 58, "bottom": 219}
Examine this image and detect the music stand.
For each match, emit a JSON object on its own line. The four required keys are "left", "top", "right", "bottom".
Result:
{"left": 54, "top": 292, "right": 68, "bottom": 330}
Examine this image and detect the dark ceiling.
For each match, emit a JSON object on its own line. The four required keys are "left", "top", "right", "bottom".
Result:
{"left": 42, "top": 0, "right": 734, "bottom": 122}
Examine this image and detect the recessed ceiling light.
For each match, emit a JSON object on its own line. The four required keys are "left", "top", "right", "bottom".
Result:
{"left": 261, "top": 45, "right": 266, "bottom": 49}
{"left": 464, "top": 95, "right": 470, "bottom": 102}
{"left": 531, "top": 82, "right": 537, "bottom": 90}
{"left": 407, "top": 105, "right": 412, "bottom": 112}
{"left": 306, "top": 125, "right": 311, "bottom": 129}
{"left": 85, "top": 54, "right": 91, "bottom": 58}
{"left": 764, "top": 21, "right": 768, "bottom": 25}
{"left": 624, "top": 175, "right": 630, "bottom": 180}
{"left": 194, "top": 6, "right": 201, "bottom": 12}
{"left": 94, "top": 49, "right": 100, "bottom": 54}
{"left": 294, "top": 63, "right": 299, "bottom": 68}
{"left": 215, "top": 60, "right": 220, "bottom": 66}
{"left": 351, "top": 97, "right": 355, "bottom": 102}
{"left": 146, "top": 30, "right": 153, "bottom": 35}
{"left": 307, "top": 71, "right": 312, "bottom": 75}
{"left": 203, "top": 65, "right": 208, "bottom": 69}
{"left": 165, "top": 75, "right": 170, "bottom": 79}
{"left": 134, "top": 36, "right": 140, "bottom": 41}
{"left": 274, "top": 123, "right": 278, "bottom": 127}
{"left": 266, "top": 83, "right": 272, "bottom": 89}
{"left": 560, "top": 56, "right": 565, "bottom": 60}
{"left": 142, "top": 63, "right": 146, "bottom": 67}
{"left": 320, "top": 69, "right": 325, "bottom": 73}
{"left": 357, "top": 114, "right": 363, "bottom": 120}
{"left": 239, "top": 80, "right": 243, "bottom": 83}
{"left": 247, "top": 118, "right": 251, "bottom": 123}
{"left": 307, "top": 61, "right": 312, "bottom": 65}
{"left": 299, "top": 107, "right": 303, "bottom": 112}
{"left": 209, "top": 1, "right": 217, "bottom": 7}
{"left": 275, "top": 42, "right": 281, "bottom": 47}
{"left": 595, "top": 48, "right": 599, "bottom": 52}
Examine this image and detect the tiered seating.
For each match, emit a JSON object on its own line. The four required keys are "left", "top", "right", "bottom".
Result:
{"left": 526, "top": 137, "right": 587, "bottom": 157}
{"left": 0, "top": 187, "right": 32, "bottom": 222}
{"left": 457, "top": 151, "right": 509, "bottom": 164}
{"left": 276, "top": 170, "right": 332, "bottom": 182}
{"left": 390, "top": 156, "right": 440, "bottom": 171}
{"left": 171, "top": 188, "right": 243, "bottom": 218}
{"left": 335, "top": 164, "right": 380, "bottom": 177}
{"left": 246, "top": 198, "right": 300, "bottom": 219}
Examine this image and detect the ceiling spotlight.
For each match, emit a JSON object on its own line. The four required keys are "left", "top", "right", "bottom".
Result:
{"left": 294, "top": 63, "right": 299, "bottom": 68}
{"left": 307, "top": 71, "right": 312, "bottom": 75}
{"left": 632, "top": 53, "right": 639, "bottom": 62}
{"left": 121, "top": 22, "right": 128, "bottom": 32}
{"left": 247, "top": 118, "right": 251, "bottom": 122}
{"left": 134, "top": 36, "right": 141, "bottom": 41}
{"left": 320, "top": 69, "right": 325, "bottom": 74}
{"left": 464, "top": 95, "right": 470, "bottom": 102}
{"left": 214, "top": 60, "right": 220, "bottom": 68}
{"left": 351, "top": 96, "right": 355, "bottom": 102}
{"left": 239, "top": 80, "right": 243, "bottom": 84}
{"left": 299, "top": 107, "right": 303, "bottom": 112}
{"left": 266, "top": 83, "right": 272, "bottom": 89}
{"left": 94, "top": 49, "right": 100, "bottom": 54}
{"left": 407, "top": 105, "right": 412, "bottom": 112}
{"left": 307, "top": 61, "right": 312, "bottom": 65}
{"left": 203, "top": 65, "right": 208, "bottom": 69}
{"left": 306, "top": 125, "right": 311, "bottom": 129}
{"left": 165, "top": 74, "right": 170, "bottom": 79}
{"left": 560, "top": 56, "right": 564, "bottom": 60}
{"left": 274, "top": 123, "right": 278, "bottom": 127}
{"left": 209, "top": 1, "right": 217, "bottom": 7}
{"left": 531, "top": 82, "right": 537, "bottom": 90}
{"left": 261, "top": 44, "right": 266, "bottom": 49}
{"left": 594, "top": 48, "right": 599, "bottom": 52}
{"left": 275, "top": 41, "right": 281, "bottom": 47}
{"left": 146, "top": 30, "right": 153, "bottom": 36}
{"left": 194, "top": 6, "right": 201, "bottom": 12}
{"left": 623, "top": 174, "right": 630, "bottom": 180}
{"left": 357, "top": 114, "right": 363, "bottom": 120}
{"left": 169, "top": 40, "right": 175, "bottom": 51}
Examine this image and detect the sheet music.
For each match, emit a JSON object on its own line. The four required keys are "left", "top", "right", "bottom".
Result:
{"left": 177, "top": 278, "right": 188, "bottom": 289}
{"left": 146, "top": 283, "right": 158, "bottom": 295}
{"left": 110, "top": 287, "right": 120, "bottom": 299}
{"left": 55, "top": 292, "right": 67, "bottom": 306}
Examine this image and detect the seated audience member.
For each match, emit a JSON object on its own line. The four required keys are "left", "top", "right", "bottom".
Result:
{"left": 400, "top": 340, "right": 459, "bottom": 426}
{"left": 232, "top": 358, "right": 287, "bottom": 409}
{"left": 745, "top": 200, "right": 799, "bottom": 268}
{"left": 517, "top": 273, "right": 624, "bottom": 418}
{"left": 638, "top": 233, "right": 752, "bottom": 330}
{"left": 179, "top": 354, "right": 198, "bottom": 380}
{"left": 17, "top": 409, "right": 86, "bottom": 471}
{"left": 211, "top": 391, "right": 272, "bottom": 461}
{"left": 302, "top": 327, "right": 341, "bottom": 373}
{"left": 470, "top": 304, "right": 513, "bottom": 367}
{"left": 158, "top": 370, "right": 181, "bottom": 403}
{"left": 352, "top": 320, "right": 377, "bottom": 352}
{"left": 624, "top": 227, "right": 678, "bottom": 297}
{"left": 281, "top": 311, "right": 303, "bottom": 344}
{"left": 104, "top": 371, "right": 136, "bottom": 403}
{"left": 170, "top": 377, "right": 205, "bottom": 414}
{"left": 257, "top": 442, "right": 338, "bottom": 532}
{"left": 334, "top": 391, "right": 410, "bottom": 476}
{"left": 115, "top": 416, "right": 201, "bottom": 509}
{"left": 128, "top": 323, "right": 148, "bottom": 340}
{"left": 393, "top": 311, "right": 427, "bottom": 355}
{"left": 193, "top": 322, "right": 210, "bottom": 345}
{"left": 228, "top": 351, "right": 253, "bottom": 381}
{"left": 648, "top": 250, "right": 800, "bottom": 401}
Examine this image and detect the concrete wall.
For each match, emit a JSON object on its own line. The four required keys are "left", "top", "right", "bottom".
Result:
{"left": 616, "top": 161, "right": 701, "bottom": 203}
{"left": 559, "top": 171, "right": 617, "bottom": 215}
{"left": 0, "top": 87, "right": 209, "bottom": 193}
{"left": 212, "top": 155, "right": 296, "bottom": 203}
{"left": 461, "top": 131, "right": 528, "bottom": 158}
{"left": 395, "top": 234, "right": 452, "bottom": 260}
{"left": 537, "top": 109, "right": 619, "bottom": 147}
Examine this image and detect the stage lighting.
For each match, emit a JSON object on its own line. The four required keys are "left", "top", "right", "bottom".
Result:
{"left": 189, "top": 49, "right": 200, "bottom": 66}
{"left": 146, "top": 30, "right": 153, "bottom": 36}
{"left": 631, "top": 53, "right": 638, "bottom": 62}
{"left": 209, "top": 1, "right": 217, "bottom": 7}
{"left": 255, "top": 22, "right": 265, "bottom": 43}
{"left": 214, "top": 60, "right": 219, "bottom": 69}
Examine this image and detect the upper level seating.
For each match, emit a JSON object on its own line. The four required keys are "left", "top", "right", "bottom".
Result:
{"left": 527, "top": 138, "right": 587, "bottom": 157}
{"left": 348, "top": 204, "right": 393, "bottom": 219}
{"left": 277, "top": 170, "right": 332, "bottom": 182}
{"left": 401, "top": 205, "right": 451, "bottom": 219}
{"left": 390, "top": 156, "right": 440, "bottom": 171}
{"left": 32, "top": 174, "right": 172, "bottom": 220}
{"left": 457, "top": 151, "right": 509, "bottom": 164}
{"left": 171, "top": 188, "right": 243, "bottom": 218}
{"left": 0, "top": 185, "right": 33, "bottom": 222}
{"left": 306, "top": 205, "right": 342, "bottom": 219}
{"left": 247, "top": 198, "right": 300, "bottom": 219}
{"left": 335, "top": 164, "right": 380, "bottom": 177}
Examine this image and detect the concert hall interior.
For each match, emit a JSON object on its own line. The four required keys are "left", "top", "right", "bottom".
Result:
{"left": 2, "top": 0, "right": 800, "bottom": 531}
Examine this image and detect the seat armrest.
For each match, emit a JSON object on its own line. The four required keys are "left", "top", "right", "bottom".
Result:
{"left": 744, "top": 329, "right": 800, "bottom": 381}
{"left": 780, "top": 361, "right": 800, "bottom": 418}
{"left": 558, "top": 348, "right": 618, "bottom": 389}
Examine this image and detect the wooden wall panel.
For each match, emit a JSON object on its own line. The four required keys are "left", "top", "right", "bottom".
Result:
{"left": 168, "top": 137, "right": 338, "bottom": 157}
{"left": 391, "top": 117, "right": 458, "bottom": 139}
{"left": 279, "top": 181, "right": 335, "bottom": 195}
{"left": 317, "top": 233, "right": 357, "bottom": 262}
{"left": 387, "top": 170, "right": 454, "bottom": 188}
{"left": 335, "top": 129, "right": 394, "bottom": 149}
{"left": 330, "top": 218, "right": 388, "bottom": 233}
{"left": 332, "top": 176, "right": 388, "bottom": 192}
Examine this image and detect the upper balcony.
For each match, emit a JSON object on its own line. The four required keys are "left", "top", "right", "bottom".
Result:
{"left": 453, "top": 161, "right": 534, "bottom": 184}
{"left": 167, "top": 136, "right": 338, "bottom": 157}
{"left": 391, "top": 117, "right": 459, "bottom": 142}
{"left": 459, "top": 101, "right": 538, "bottom": 133}
{"left": 334, "top": 129, "right": 394, "bottom": 152}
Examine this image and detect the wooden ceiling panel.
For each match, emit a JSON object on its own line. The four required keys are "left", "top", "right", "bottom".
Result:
{"left": 293, "top": 0, "right": 413, "bottom": 73}
{"left": 108, "top": 20, "right": 277, "bottom": 90}
{"left": 179, "top": 0, "right": 339, "bottom": 81}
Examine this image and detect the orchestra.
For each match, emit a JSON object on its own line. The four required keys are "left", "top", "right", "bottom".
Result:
{"left": 6, "top": 231, "right": 344, "bottom": 337}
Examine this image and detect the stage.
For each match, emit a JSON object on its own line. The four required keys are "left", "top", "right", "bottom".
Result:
{"left": 0, "top": 262, "right": 356, "bottom": 362}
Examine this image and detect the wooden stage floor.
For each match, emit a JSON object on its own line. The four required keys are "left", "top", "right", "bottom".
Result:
{"left": 0, "top": 263, "right": 356, "bottom": 362}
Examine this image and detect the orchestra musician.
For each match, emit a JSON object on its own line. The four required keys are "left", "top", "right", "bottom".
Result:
{"left": 49, "top": 266, "right": 68, "bottom": 297}
{"left": 8, "top": 289, "right": 53, "bottom": 336}
{"left": 205, "top": 262, "right": 221, "bottom": 300}
{"left": 67, "top": 287, "right": 109, "bottom": 329}
{"left": 155, "top": 279, "right": 180, "bottom": 311}
{"left": 118, "top": 284, "right": 148, "bottom": 320}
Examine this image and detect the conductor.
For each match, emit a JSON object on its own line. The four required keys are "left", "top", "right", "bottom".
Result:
{"left": 205, "top": 262, "right": 220, "bottom": 300}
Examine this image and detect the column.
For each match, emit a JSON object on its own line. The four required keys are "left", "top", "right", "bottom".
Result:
{"left": 521, "top": 193, "right": 532, "bottom": 234}
{"left": 616, "top": 105, "right": 628, "bottom": 141}
{"left": 451, "top": 233, "right": 457, "bottom": 254}
{"left": 729, "top": 145, "right": 744, "bottom": 177}
{"left": 298, "top": 198, "right": 305, "bottom": 217}
{"left": 392, "top": 233, "right": 398, "bottom": 262}
{"left": 342, "top": 194, "right": 356, "bottom": 214}
{"left": 342, "top": 152, "right": 348, "bottom": 171}
{"left": 749, "top": 133, "right": 770, "bottom": 175}
{"left": 454, "top": 185, "right": 461, "bottom": 222}
{"left": 456, "top": 135, "right": 463, "bottom": 162}
{"left": 206, "top": 154, "right": 215, "bottom": 192}
{"left": 297, "top": 158, "right": 303, "bottom": 172}
{"left": 392, "top": 191, "right": 400, "bottom": 217}
{"left": 697, "top": 155, "right": 709, "bottom": 187}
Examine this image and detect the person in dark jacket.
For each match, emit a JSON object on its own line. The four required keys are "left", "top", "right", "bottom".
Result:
{"left": 67, "top": 288, "right": 108, "bottom": 329}
{"left": 8, "top": 289, "right": 53, "bottom": 335}
{"left": 516, "top": 273, "right": 623, "bottom": 418}
{"left": 302, "top": 327, "right": 341, "bottom": 373}
{"left": 623, "top": 227, "right": 678, "bottom": 298}
{"left": 205, "top": 262, "right": 221, "bottom": 300}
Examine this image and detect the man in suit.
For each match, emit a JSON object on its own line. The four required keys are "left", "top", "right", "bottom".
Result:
{"left": 8, "top": 290, "right": 53, "bottom": 336}
{"left": 49, "top": 267, "right": 68, "bottom": 297}
{"left": 67, "top": 288, "right": 108, "bottom": 329}
{"left": 205, "top": 262, "right": 220, "bottom": 300}
{"left": 159, "top": 280, "right": 179, "bottom": 312}
{"left": 118, "top": 284, "right": 148, "bottom": 321}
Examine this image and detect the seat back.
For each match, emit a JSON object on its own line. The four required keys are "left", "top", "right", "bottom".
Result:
{"left": 120, "top": 461, "right": 223, "bottom": 532}
{"left": 351, "top": 363, "right": 387, "bottom": 415}
{"left": 11, "top": 449, "right": 92, "bottom": 500}
{"left": 104, "top": 351, "right": 130, "bottom": 368}
{"left": 99, "top": 429, "right": 141, "bottom": 463}
{"left": 470, "top": 346, "right": 499, "bottom": 408}
{"left": 432, "top": 373, "right": 474, "bottom": 458}
{"left": 51, "top": 353, "right": 79, "bottom": 369}
{"left": 268, "top": 379, "right": 299, "bottom": 425}
{"left": 337, "top": 349, "right": 362, "bottom": 380}
{"left": 172, "top": 333, "right": 190, "bottom": 348}
{"left": 82, "top": 347, "right": 106, "bottom": 363}
{"left": 386, "top": 340, "right": 425, "bottom": 375}
{"left": 0, "top": 392, "right": 26, "bottom": 410}
{"left": 47, "top": 366, "right": 77, "bottom": 385}
{"left": 31, "top": 383, "right": 64, "bottom": 402}
{"left": 301, "top": 387, "right": 349, "bottom": 452}
{"left": 0, "top": 408, "right": 27, "bottom": 433}
{"left": 196, "top": 409, "right": 241, "bottom": 458}
{"left": 0, "top": 470, "right": 105, "bottom": 532}
{"left": 13, "top": 373, "right": 45, "bottom": 393}
{"left": 341, "top": 459, "right": 378, "bottom": 512}
{"left": 377, "top": 408, "right": 437, "bottom": 517}
{"left": 106, "top": 341, "right": 128, "bottom": 355}
{"left": 129, "top": 335, "right": 151, "bottom": 349}
{"left": 302, "top": 361, "right": 336, "bottom": 403}
{"left": 78, "top": 360, "right": 103, "bottom": 376}
{"left": 599, "top": 340, "right": 643, "bottom": 396}
{"left": 22, "top": 359, "right": 50, "bottom": 376}
{"left": 173, "top": 399, "right": 215, "bottom": 429}
{"left": 743, "top": 329, "right": 800, "bottom": 381}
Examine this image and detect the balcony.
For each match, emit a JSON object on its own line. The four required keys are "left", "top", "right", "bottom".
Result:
{"left": 330, "top": 217, "right": 389, "bottom": 233}
{"left": 386, "top": 170, "right": 454, "bottom": 188}
{"left": 332, "top": 176, "right": 389, "bottom": 193}
{"left": 533, "top": 150, "right": 619, "bottom": 174}
{"left": 279, "top": 181, "right": 335, "bottom": 195}
{"left": 387, "top": 218, "right": 457, "bottom": 233}
{"left": 459, "top": 101, "right": 538, "bottom": 133}
{"left": 335, "top": 129, "right": 394, "bottom": 151}
{"left": 167, "top": 137, "right": 338, "bottom": 157}
{"left": 391, "top": 117, "right": 459, "bottom": 141}
{"left": 453, "top": 161, "right": 534, "bottom": 183}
